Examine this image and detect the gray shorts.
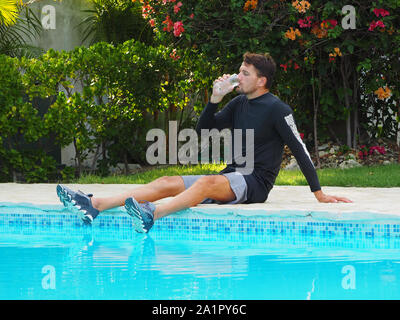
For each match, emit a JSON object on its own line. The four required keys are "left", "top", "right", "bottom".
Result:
{"left": 180, "top": 171, "right": 248, "bottom": 204}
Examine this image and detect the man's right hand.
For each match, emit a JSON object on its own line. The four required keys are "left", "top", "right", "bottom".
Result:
{"left": 210, "top": 74, "right": 232, "bottom": 104}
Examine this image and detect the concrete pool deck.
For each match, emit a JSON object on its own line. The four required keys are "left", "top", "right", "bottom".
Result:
{"left": 1, "top": 183, "right": 399, "bottom": 220}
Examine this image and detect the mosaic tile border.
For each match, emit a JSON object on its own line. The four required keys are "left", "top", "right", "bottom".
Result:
{"left": 1, "top": 202, "right": 400, "bottom": 240}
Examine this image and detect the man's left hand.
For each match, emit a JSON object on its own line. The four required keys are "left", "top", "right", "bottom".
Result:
{"left": 314, "top": 190, "right": 353, "bottom": 203}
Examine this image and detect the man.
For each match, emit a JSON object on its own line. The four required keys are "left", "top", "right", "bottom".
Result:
{"left": 57, "top": 52, "right": 352, "bottom": 233}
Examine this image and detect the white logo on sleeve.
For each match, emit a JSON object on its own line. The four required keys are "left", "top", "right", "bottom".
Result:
{"left": 284, "top": 114, "right": 314, "bottom": 167}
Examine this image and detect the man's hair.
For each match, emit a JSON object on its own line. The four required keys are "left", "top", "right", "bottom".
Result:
{"left": 243, "top": 52, "right": 276, "bottom": 89}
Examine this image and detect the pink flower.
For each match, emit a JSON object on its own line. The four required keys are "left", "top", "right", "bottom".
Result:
{"left": 173, "top": 21, "right": 184, "bottom": 37}
{"left": 369, "top": 20, "right": 385, "bottom": 31}
{"left": 373, "top": 8, "right": 390, "bottom": 17}
{"left": 369, "top": 146, "right": 386, "bottom": 155}
{"left": 376, "top": 20, "right": 385, "bottom": 28}
{"left": 174, "top": 2, "right": 182, "bottom": 14}
{"left": 189, "top": 13, "right": 194, "bottom": 19}
{"left": 298, "top": 16, "right": 313, "bottom": 28}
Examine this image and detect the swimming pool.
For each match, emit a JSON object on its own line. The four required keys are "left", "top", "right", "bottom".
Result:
{"left": 1, "top": 202, "right": 400, "bottom": 300}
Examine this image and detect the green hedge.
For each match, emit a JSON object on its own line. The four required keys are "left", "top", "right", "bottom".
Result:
{"left": 0, "top": 40, "right": 216, "bottom": 182}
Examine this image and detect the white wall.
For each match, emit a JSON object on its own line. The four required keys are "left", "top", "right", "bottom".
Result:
{"left": 25, "top": 0, "right": 92, "bottom": 51}
{"left": 24, "top": 0, "right": 95, "bottom": 166}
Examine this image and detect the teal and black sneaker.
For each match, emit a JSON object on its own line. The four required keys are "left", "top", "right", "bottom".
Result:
{"left": 56, "top": 184, "right": 100, "bottom": 225}
{"left": 124, "top": 197, "right": 155, "bottom": 233}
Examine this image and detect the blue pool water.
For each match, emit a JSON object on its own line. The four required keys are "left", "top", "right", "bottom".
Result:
{"left": 1, "top": 203, "right": 400, "bottom": 300}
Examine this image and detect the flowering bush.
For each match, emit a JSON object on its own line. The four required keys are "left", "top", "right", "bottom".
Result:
{"left": 369, "top": 145, "right": 386, "bottom": 155}
{"left": 132, "top": 0, "right": 399, "bottom": 151}
{"left": 134, "top": 0, "right": 192, "bottom": 39}
{"left": 358, "top": 145, "right": 386, "bottom": 160}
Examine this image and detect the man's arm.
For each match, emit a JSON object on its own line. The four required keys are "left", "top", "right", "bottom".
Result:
{"left": 275, "top": 112, "right": 321, "bottom": 192}
{"left": 195, "top": 75, "right": 238, "bottom": 134}
{"left": 274, "top": 109, "right": 352, "bottom": 203}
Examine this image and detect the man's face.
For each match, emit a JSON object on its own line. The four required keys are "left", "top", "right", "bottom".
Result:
{"left": 236, "top": 62, "right": 267, "bottom": 95}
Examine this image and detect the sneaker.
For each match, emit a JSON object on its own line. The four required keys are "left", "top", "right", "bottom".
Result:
{"left": 56, "top": 184, "right": 100, "bottom": 225}
{"left": 124, "top": 197, "right": 155, "bottom": 233}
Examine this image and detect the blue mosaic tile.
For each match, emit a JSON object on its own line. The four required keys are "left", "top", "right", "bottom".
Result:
{"left": 1, "top": 203, "right": 400, "bottom": 241}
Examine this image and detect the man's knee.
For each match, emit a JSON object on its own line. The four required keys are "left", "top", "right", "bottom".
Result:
{"left": 193, "top": 175, "right": 235, "bottom": 202}
{"left": 193, "top": 175, "right": 226, "bottom": 191}
{"left": 153, "top": 176, "right": 184, "bottom": 194}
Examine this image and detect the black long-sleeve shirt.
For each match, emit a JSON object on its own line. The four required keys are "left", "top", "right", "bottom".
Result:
{"left": 196, "top": 92, "right": 321, "bottom": 203}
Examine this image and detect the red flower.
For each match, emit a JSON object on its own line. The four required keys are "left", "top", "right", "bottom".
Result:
{"left": 149, "top": 19, "right": 155, "bottom": 27}
{"left": 321, "top": 19, "right": 337, "bottom": 29}
{"left": 280, "top": 61, "right": 300, "bottom": 71}
{"left": 373, "top": 8, "right": 390, "bottom": 17}
{"left": 162, "top": 15, "right": 174, "bottom": 32}
{"left": 174, "top": 2, "right": 182, "bottom": 14}
{"left": 369, "top": 146, "right": 386, "bottom": 155}
{"left": 369, "top": 20, "right": 385, "bottom": 31}
{"left": 300, "top": 133, "right": 304, "bottom": 140}
{"left": 173, "top": 21, "right": 184, "bottom": 37}
{"left": 280, "top": 64, "right": 288, "bottom": 72}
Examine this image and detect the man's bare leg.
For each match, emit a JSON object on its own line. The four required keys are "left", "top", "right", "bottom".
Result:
{"left": 90, "top": 176, "right": 186, "bottom": 212}
{"left": 153, "top": 175, "right": 235, "bottom": 221}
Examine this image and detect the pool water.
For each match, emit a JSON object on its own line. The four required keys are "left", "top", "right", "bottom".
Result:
{"left": 1, "top": 220, "right": 400, "bottom": 300}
